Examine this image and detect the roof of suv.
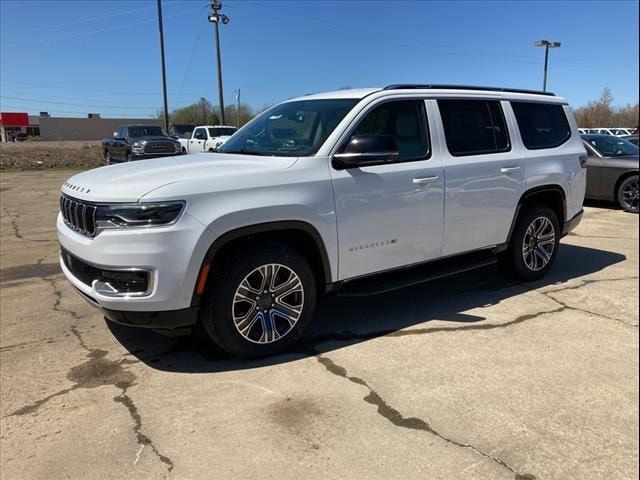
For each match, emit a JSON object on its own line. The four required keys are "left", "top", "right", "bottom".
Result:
{"left": 295, "top": 85, "right": 566, "bottom": 104}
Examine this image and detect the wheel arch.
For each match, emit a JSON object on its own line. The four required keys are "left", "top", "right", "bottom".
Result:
{"left": 190, "top": 221, "right": 333, "bottom": 307}
{"left": 613, "top": 170, "right": 639, "bottom": 201}
{"left": 500, "top": 185, "right": 567, "bottom": 249}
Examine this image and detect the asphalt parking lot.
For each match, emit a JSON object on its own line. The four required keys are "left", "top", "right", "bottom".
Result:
{"left": 1, "top": 171, "right": 638, "bottom": 480}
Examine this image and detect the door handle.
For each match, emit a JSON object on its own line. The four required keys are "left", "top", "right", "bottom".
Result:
{"left": 500, "top": 166, "right": 521, "bottom": 174}
{"left": 413, "top": 176, "right": 438, "bottom": 185}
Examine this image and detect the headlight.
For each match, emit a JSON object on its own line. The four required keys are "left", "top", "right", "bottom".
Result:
{"left": 131, "top": 141, "right": 146, "bottom": 154}
{"left": 95, "top": 201, "right": 185, "bottom": 231}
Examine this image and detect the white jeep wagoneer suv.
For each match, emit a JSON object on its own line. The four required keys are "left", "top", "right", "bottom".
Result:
{"left": 58, "top": 84, "right": 586, "bottom": 357}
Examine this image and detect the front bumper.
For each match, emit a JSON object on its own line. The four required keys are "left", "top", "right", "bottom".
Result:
{"left": 71, "top": 283, "right": 197, "bottom": 331}
{"left": 57, "top": 211, "right": 212, "bottom": 313}
{"left": 562, "top": 209, "right": 583, "bottom": 236}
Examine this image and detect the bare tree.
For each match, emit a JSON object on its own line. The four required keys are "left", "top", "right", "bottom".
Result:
{"left": 574, "top": 88, "right": 639, "bottom": 128}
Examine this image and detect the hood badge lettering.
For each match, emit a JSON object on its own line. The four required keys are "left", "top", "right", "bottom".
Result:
{"left": 63, "top": 181, "right": 90, "bottom": 194}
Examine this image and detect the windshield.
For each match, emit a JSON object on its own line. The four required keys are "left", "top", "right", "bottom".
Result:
{"left": 208, "top": 127, "right": 237, "bottom": 137}
{"left": 218, "top": 99, "right": 359, "bottom": 157}
{"left": 128, "top": 126, "right": 166, "bottom": 138}
{"left": 587, "top": 136, "right": 639, "bottom": 156}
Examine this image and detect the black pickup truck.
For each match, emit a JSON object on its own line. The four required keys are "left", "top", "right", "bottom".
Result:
{"left": 102, "top": 125, "right": 182, "bottom": 164}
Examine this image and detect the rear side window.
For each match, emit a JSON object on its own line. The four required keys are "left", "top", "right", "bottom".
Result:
{"left": 437, "top": 100, "right": 510, "bottom": 156}
{"left": 511, "top": 102, "right": 571, "bottom": 150}
{"left": 353, "top": 100, "right": 430, "bottom": 161}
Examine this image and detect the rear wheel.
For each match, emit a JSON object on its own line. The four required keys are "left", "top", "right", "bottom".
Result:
{"left": 499, "top": 205, "right": 560, "bottom": 281}
{"left": 617, "top": 175, "right": 639, "bottom": 213}
{"left": 198, "top": 243, "right": 316, "bottom": 358}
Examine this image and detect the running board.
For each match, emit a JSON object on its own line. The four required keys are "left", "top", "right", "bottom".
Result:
{"left": 337, "top": 249, "right": 498, "bottom": 297}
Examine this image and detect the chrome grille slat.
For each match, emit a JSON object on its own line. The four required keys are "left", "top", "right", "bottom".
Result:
{"left": 59, "top": 194, "right": 97, "bottom": 238}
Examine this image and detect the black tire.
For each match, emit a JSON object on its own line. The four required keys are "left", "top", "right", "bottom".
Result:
{"left": 181, "top": 147, "right": 187, "bottom": 153}
{"left": 616, "top": 175, "right": 639, "bottom": 214}
{"left": 198, "top": 242, "right": 317, "bottom": 358}
{"left": 499, "top": 204, "right": 560, "bottom": 281}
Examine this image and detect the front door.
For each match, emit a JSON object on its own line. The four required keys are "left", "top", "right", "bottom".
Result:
{"left": 191, "top": 128, "right": 207, "bottom": 152}
{"left": 330, "top": 99, "right": 444, "bottom": 280}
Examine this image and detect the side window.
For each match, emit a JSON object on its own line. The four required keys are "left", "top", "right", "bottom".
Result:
{"left": 194, "top": 128, "right": 207, "bottom": 139}
{"left": 511, "top": 101, "right": 571, "bottom": 150}
{"left": 437, "top": 99, "right": 511, "bottom": 156}
{"left": 117, "top": 127, "right": 124, "bottom": 138}
{"left": 352, "top": 100, "right": 430, "bottom": 161}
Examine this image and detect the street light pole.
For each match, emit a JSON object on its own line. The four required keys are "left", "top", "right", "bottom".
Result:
{"left": 208, "top": 1, "right": 229, "bottom": 125}
{"left": 534, "top": 40, "right": 561, "bottom": 92}
{"left": 156, "top": 0, "right": 170, "bottom": 132}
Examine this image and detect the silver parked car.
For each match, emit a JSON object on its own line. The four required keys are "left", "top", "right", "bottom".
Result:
{"left": 582, "top": 134, "right": 639, "bottom": 213}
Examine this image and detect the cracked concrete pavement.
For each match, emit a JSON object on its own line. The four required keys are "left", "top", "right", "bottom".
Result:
{"left": 1, "top": 171, "right": 638, "bottom": 479}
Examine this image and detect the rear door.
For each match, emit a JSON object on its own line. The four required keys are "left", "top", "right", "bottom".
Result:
{"left": 435, "top": 98, "right": 525, "bottom": 256}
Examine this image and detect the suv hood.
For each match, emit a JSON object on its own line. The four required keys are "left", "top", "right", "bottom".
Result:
{"left": 61, "top": 153, "right": 298, "bottom": 202}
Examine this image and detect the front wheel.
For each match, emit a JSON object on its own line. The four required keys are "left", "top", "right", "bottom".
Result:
{"left": 617, "top": 175, "right": 639, "bottom": 213}
{"left": 499, "top": 205, "right": 560, "bottom": 281}
{"left": 198, "top": 243, "right": 317, "bottom": 358}
{"left": 104, "top": 151, "right": 112, "bottom": 165}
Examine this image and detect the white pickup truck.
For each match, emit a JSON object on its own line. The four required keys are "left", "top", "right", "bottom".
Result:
{"left": 179, "top": 125, "right": 238, "bottom": 153}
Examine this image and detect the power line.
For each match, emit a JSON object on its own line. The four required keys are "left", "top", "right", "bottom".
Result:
{"left": 2, "top": 5, "right": 205, "bottom": 47}
{"left": 0, "top": 89, "right": 162, "bottom": 107}
{"left": 226, "top": 2, "right": 637, "bottom": 67}
{"left": 0, "top": 80, "right": 204, "bottom": 97}
{"left": 22, "top": 4, "right": 157, "bottom": 32}
{"left": 173, "top": 23, "right": 205, "bottom": 110}
{"left": 0, "top": 95, "right": 160, "bottom": 110}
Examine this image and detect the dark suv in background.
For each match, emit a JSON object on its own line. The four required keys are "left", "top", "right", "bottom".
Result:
{"left": 102, "top": 125, "right": 182, "bottom": 164}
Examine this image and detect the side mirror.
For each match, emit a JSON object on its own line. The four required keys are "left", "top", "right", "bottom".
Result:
{"left": 332, "top": 134, "right": 399, "bottom": 169}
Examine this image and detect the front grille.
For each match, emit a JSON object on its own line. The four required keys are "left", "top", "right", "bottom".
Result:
{"left": 61, "top": 249, "right": 149, "bottom": 294}
{"left": 60, "top": 194, "right": 96, "bottom": 237}
{"left": 144, "top": 142, "right": 176, "bottom": 154}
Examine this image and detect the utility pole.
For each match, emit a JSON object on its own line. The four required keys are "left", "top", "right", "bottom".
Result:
{"left": 157, "top": 0, "right": 170, "bottom": 132}
{"left": 208, "top": 1, "right": 229, "bottom": 125}
{"left": 236, "top": 89, "right": 240, "bottom": 128}
{"left": 533, "top": 40, "right": 561, "bottom": 92}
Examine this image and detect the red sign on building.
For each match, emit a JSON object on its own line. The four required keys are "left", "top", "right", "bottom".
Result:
{"left": 0, "top": 112, "right": 30, "bottom": 126}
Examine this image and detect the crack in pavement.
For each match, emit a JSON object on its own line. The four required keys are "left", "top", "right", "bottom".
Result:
{"left": 568, "top": 232, "right": 638, "bottom": 240}
{"left": 536, "top": 276, "right": 639, "bottom": 327}
{"left": 3, "top": 274, "right": 176, "bottom": 474}
{"left": 2, "top": 207, "right": 54, "bottom": 243}
{"left": 308, "top": 347, "right": 538, "bottom": 480}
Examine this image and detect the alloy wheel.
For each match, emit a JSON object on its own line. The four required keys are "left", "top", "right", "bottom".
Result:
{"left": 522, "top": 216, "right": 556, "bottom": 271}
{"left": 621, "top": 178, "right": 639, "bottom": 212}
{"left": 232, "top": 264, "right": 304, "bottom": 344}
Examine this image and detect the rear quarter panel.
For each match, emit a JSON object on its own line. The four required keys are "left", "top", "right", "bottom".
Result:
{"left": 511, "top": 104, "right": 586, "bottom": 222}
{"left": 600, "top": 157, "right": 640, "bottom": 200}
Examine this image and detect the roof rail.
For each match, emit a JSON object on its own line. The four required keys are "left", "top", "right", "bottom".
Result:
{"left": 383, "top": 84, "right": 555, "bottom": 97}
